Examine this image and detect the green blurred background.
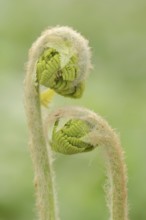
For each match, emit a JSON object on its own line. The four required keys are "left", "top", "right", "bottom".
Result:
{"left": 0, "top": 0, "right": 146, "bottom": 219}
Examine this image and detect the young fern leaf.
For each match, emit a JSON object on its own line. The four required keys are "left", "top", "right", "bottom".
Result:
{"left": 45, "top": 106, "right": 129, "bottom": 220}
{"left": 51, "top": 118, "right": 95, "bottom": 154}
{"left": 24, "top": 26, "right": 129, "bottom": 220}
{"left": 24, "top": 26, "right": 91, "bottom": 220}
{"left": 37, "top": 48, "right": 81, "bottom": 98}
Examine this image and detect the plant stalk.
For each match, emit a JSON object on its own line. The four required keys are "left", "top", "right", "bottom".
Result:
{"left": 24, "top": 75, "right": 58, "bottom": 220}
{"left": 101, "top": 123, "right": 128, "bottom": 220}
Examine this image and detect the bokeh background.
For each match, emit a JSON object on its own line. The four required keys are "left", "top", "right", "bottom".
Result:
{"left": 0, "top": 0, "right": 146, "bottom": 219}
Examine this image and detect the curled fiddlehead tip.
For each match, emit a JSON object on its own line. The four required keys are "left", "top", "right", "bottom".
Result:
{"left": 45, "top": 107, "right": 129, "bottom": 219}
{"left": 51, "top": 118, "right": 95, "bottom": 154}
{"left": 45, "top": 106, "right": 110, "bottom": 155}
{"left": 29, "top": 26, "right": 91, "bottom": 99}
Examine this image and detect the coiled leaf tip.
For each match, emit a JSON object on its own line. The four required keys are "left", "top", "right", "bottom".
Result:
{"left": 36, "top": 48, "right": 85, "bottom": 98}
{"left": 51, "top": 118, "right": 95, "bottom": 155}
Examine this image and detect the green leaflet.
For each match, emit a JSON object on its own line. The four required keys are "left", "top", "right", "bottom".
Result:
{"left": 36, "top": 48, "right": 85, "bottom": 98}
{"left": 51, "top": 119, "right": 95, "bottom": 155}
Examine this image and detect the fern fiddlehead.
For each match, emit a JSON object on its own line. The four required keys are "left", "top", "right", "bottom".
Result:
{"left": 24, "top": 26, "right": 91, "bottom": 220}
{"left": 36, "top": 48, "right": 84, "bottom": 98}
{"left": 45, "top": 106, "right": 129, "bottom": 220}
{"left": 51, "top": 118, "right": 95, "bottom": 154}
{"left": 24, "top": 26, "right": 129, "bottom": 220}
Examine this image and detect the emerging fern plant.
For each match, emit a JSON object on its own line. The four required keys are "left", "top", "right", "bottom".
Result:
{"left": 24, "top": 26, "right": 129, "bottom": 220}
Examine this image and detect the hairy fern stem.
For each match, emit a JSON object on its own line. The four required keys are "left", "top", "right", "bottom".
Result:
{"left": 24, "top": 77, "right": 59, "bottom": 220}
